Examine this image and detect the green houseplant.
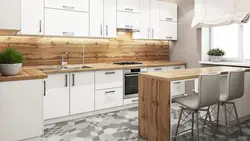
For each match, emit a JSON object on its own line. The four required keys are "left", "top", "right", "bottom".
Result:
{"left": 0, "top": 48, "right": 23, "bottom": 76}
{"left": 207, "top": 48, "right": 225, "bottom": 62}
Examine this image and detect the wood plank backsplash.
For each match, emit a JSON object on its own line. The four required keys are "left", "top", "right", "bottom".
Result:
{"left": 0, "top": 33, "right": 169, "bottom": 66}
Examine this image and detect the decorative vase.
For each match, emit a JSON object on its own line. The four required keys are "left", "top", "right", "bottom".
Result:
{"left": 0, "top": 63, "right": 22, "bottom": 76}
{"left": 210, "top": 56, "right": 222, "bottom": 62}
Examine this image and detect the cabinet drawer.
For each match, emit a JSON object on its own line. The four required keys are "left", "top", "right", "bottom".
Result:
{"left": 117, "top": 0, "right": 140, "bottom": 13}
{"left": 171, "top": 81, "right": 185, "bottom": 97}
{"left": 95, "top": 69, "right": 123, "bottom": 90}
{"left": 148, "top": 67, "right": 167, "bottom": 72}
{"left": 95, "top": 87, "right": 123, "bottom": 110}
{"left": 117, "top": 12, "right": 140, "bottom": 30}
{"left": 123, "top": 97, "right": 138, "bottom": 105}
{"left": 167, "top": 65, "right": 185, "bottom": 70}
{"left": 45, "top": 0, "right": 89, "bottom": 12}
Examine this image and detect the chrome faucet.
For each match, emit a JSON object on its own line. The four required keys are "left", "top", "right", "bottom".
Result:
{"left": 61, "top": 52, "right": 68, "bottom": 67}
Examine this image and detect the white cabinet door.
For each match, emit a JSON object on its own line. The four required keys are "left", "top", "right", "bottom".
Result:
{"left": 70, "top": 72, "right": 95, "bottom": 115}
{"left": 159, "top": 21, "right": 177, "bottom": 40}
{"left": 95, "top": 87, "right": 123, "bottom": 110}
{"left": 117, "top": 0, "right": 140, "bottom": 13}
{"left": 95, "top": 69, "right": 123, "bottom": 90}
{"left": 21, "top": 0, "right": 44, "bottom": 35}
{"left": 45, "top": 0, "right": 89, "bottom": 12}
{"left": 104, "top": 0, "right": 117, "bottom": 38}
{"left": 117, "top": 12, "right": 140, "bottom": 30}
{"left": 44, "top": 73, "right": 70, "bottom": 120}
{"left": 90, "top": 0, "right": 104, "bottom": 37}
{"left": 45, "top": 9, "right": 89, "bottom": 36}
{"left": 159, "top": 2, "right": 177, "bottom": 22}
{"left": 148, "top": 66, "right": 167, "bottom": 72}
{"left": 138, "top": 0, "right": 151, "bottom": 39}
{"left": 150, "top": 0, "right": 160, "bottom": 39}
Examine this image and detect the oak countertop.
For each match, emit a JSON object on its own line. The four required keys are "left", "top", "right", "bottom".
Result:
{"left": 141, "top": 66, "right": 250, "bottom": 81}
{"left": 0, "top": 69, "right": 47, "bottom": 82}
{"left": 23, "top": 61, "right": 186, "bottom": 74}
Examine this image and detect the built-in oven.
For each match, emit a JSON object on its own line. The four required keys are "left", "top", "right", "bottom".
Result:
{"left": 124, "top": 68, "right": 147, "bottom": 99}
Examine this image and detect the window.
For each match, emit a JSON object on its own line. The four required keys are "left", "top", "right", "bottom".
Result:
{"left": 211, "top": 24, "right": 240, "bottom": 60}
{"left": 209, "top": 22, "right": 250, "bottom": 62}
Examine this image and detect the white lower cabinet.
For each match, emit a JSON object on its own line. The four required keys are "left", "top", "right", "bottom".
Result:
{"left": 44, "top": 73, "right": 70, "bottom": 120}
{"left": 95, "top": 87, "right": 123, "bottom": 110}
{"left": 70, "top": 71, "right": 95, "bottom": 115}
{"left": 123, "top": 97, "right": 138, "bottom": 105}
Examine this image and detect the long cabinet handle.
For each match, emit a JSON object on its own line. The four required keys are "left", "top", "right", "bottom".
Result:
{"left": 72, "top": 74, "right": 75, "bottom": 86}
{"left": 39, "top": 20, "right": 42, "bottom": 33}
{"left": 166, "top": 17, "right": 173, "bottom": 21}
{"left": 174, "top": 66, "right": 181, "bottom": 69}
{"left": 166, "top": 36, "right": 172, "bottom": 39}
{"left": 148, "top": 28, "right": 150, "bottom": 38}
{"left": 152, "top": 29, "right": 154, "bottom": 38}
{"left": 105, "top": 90, "right": 115, "bottom": 94}
{"left": 63, "top": 32, "right": 74, "bottom": 36}
{"left": 65, "top": 74, "right": 68, "bottom": 87}
{"left": 63, "top": 5, "right": 74, "bottom": 9}
{"left": 105, "top": 72, "right": 115, "bottom": 75}
{"left": 174, "top": 82, "right": 181, "bottom": 84}
{"left": 43, "top": 80, "right": 46, "bottom": 96}
{"left": 100, "top": 25, "right": 103, "bottom": 36}
{"left": 125, "top": 8, "right": 133, "bottom": 12}
{"left": 106, "top": 25, "right": 108, "bottom": 36}
{"left": 154, "top": 68, "right": 162, "bottom": 71}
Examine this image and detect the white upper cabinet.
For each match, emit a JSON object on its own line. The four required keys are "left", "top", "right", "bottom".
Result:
{"left": 103, "top": 0, "right": 117, "bottom": 38}
{"left": 117, "top": 12, "right": 140, "bottom": 30}
{"left": 90, "top": 0, "right": 116, "bottom": 38}
{"left": 159, "top": 21, "right": 177, "bottom": 40}
{"left": 70, "top": 72, "right": 95, "bottom": 115}
{"left": 159, "top": 2, "right": 177, "bottom": 22}
{"left": 21, "top": 0, "right": 44, "bottom": 35}
{"left": 45, "top": 8, "right": 89, "bottom": 36}
{"left": 117, "top": 0, "right": 140, "bottom": 13}
{"left": 150, "top": 0, "right": 160, "bottom": 39}
{"left": 45, "top": 0, "right": 89, "bottom": 12}
{"left": 90, "top": 0, "right": 104, "bottom": 37}
{"left": 0, "top": 0, "right": 21, "bottom": 34}
{"left": 138, "top": 0, "right": 151, "bottom": 39}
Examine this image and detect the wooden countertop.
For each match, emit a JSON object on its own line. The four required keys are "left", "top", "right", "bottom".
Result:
{"left": 141, "top": 66, "right": 250, "bottom": 81}
{"left": 0, "top": 69, "right": 47, "bottom": 82}
{"left": 23, "top": 61, "right": 186, "bottom": 74}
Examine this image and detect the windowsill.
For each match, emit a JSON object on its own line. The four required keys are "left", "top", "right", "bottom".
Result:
{"left": 199, "top": 61, "right": 250, "bottom": 67}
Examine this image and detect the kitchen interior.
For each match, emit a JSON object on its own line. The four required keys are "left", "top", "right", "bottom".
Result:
{"left": 1, "top": 0, "right": 250, "bottom": 141}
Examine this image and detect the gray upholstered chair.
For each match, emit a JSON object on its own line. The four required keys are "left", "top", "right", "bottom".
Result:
{"left": 216, "top": 70, "right": 245, "bottom": 135}
{"left": 173, "top": 73, "right": 221, "bottom": 141}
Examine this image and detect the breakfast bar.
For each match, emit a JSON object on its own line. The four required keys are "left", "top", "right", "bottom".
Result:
{"left": 138, "top": 66, "right": 250, "bottom": 141}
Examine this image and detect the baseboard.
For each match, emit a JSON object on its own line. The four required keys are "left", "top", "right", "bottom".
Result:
{"left": 44, "top": 104, "right": 138, "bottom": 126}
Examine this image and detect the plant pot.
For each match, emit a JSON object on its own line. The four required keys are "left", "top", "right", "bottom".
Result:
{"left": 0, "top": 63, "right": 22, "bottom": 76}
{"left": 210, "top": 56, "right": 222, "bottom": 62}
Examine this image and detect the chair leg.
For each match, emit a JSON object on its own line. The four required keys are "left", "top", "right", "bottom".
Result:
{"left": 223, "top": 103, "right": 229, "bottom": 135}
{"left": 233, "top": 102, "right": 242, "bottom": 134}
{"left": 207, "top": 108, "right": 215, "bottom": 136}
{"left": 216, "top": 103, "right": 220, "bottom": 128}
{"left": 202, "top": 107, "right": 209, "bottom": 132}
{"left": 192, "top": 111, "right": 194, "bottom": 137}
{"left": 174, "top": 108, "right": 184, "bottom": 141}
{"left": 196, "top": 110, "right": 200, "bottom": 141}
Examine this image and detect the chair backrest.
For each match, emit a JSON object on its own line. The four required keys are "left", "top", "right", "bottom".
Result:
{"left": 198, "top": 73, "right": 221, "bottom": 108}
{"left": 225, "top": 70, "right": 245, "bottom": 101}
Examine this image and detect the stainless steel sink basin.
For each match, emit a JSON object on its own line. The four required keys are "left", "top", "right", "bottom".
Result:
{"left": 63, "top": 66, "right": 91, "bottom": 70}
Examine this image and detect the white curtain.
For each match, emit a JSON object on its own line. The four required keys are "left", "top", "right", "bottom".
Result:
{"left": 192, "top": 0, "right": 250, "bottom": 28}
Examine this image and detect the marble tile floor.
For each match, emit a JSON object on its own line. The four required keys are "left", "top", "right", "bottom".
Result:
{"left": 42, "top": 108, "right": 250, "bottom": 141}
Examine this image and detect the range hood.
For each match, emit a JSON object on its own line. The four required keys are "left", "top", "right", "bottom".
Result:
{"left": 192, "top": 0, "right": 250, "bottom": 28}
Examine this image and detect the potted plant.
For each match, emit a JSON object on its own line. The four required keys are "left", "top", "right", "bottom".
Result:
{"left": 0, "top": 48, "right": 23, "bottom": 76}
{"left": 207, "top": 48, "right": 225, "bottom": 62}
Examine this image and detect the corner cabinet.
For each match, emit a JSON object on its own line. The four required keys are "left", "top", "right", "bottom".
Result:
{"left": 21, "top": 0, "right": 44, "bottom": 35}
{"left": 44, "top": 73, "right": 70, "bottom": 120}
{"left": 70, "top": 71, "right": 95, "bottom": 115}
{"left": 90, "top": 0, "right": 116, "bottom": 38}
{"left": 45, "top": 8, "right": 89, "bottom": 36}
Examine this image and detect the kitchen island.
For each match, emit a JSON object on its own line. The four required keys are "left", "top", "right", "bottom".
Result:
{"left": 138, "top": 66, "right": 250, "bottom": 141}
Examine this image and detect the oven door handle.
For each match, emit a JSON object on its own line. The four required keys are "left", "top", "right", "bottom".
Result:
{"left": 125, "top": 74, "right": 139, "bottom": 77}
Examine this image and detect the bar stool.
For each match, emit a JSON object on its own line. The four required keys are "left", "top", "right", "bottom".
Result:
{"left": 173, "top": 73, "right": 221, "bottom": 141}
{"left": 216, "top": 70, "right": 245, "bottom": 135}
